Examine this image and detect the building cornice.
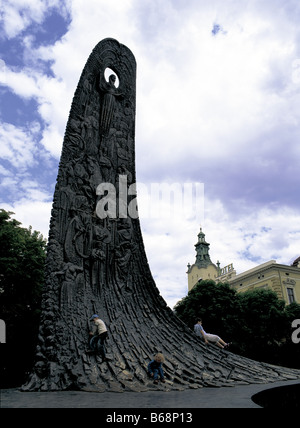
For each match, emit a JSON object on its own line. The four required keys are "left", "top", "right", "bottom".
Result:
{"left": 229, "top": 260, "right": 300, "bottom": 284}
{"left": 187, "top": 262, "right": 218, "bottom": 274}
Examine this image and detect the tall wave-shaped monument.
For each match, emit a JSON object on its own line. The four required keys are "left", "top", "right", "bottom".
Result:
{"left": 24, "top": 39, "right": 300, "bottom": 392}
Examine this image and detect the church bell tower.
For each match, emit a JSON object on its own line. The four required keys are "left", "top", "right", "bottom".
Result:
{"left": 187, "top": 228, "right": 219, "bottom": 291}
{"left": 194, "top": 228, "right": 213, "bottom": 267}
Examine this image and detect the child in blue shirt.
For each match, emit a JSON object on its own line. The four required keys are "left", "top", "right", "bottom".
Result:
{"left": 148, "top": 353, "right": 166, "bottom": 384}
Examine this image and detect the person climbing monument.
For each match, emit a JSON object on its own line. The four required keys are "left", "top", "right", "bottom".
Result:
{"left": 88, "top": 314, "right": 108, "bottom": 361}
{"left": 147, "top": 353, "right": 166, "bottom": 385}
{"left": 194, "top": 318, "right": 230, "bottom": 349}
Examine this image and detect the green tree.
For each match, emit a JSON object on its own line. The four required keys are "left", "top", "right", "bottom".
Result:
{"left": 285, "top": 301, "right": 300, "bottom": 322}
{"left": 174, "top": 280, "right": 239, "bottom": 340}
{"left": 174, "top": 280, "right": 300, "bottom": 368}
{"left": 281, "top": 302, "right": 300, "bottom": 368}
{"left": 235, "top": 288, "right": 288, "bottom": 361}
{"left": 0, "top": 209, "right": 47, "bottom": 387}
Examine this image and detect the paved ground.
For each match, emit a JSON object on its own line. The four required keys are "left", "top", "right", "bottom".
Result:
{"left": 1, "top": 379, "right": 299, "bottom": 409}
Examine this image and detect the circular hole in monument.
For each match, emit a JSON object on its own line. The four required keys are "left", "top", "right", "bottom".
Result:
{"left": 104, "top": 68, "right": 120, "bottom": 88}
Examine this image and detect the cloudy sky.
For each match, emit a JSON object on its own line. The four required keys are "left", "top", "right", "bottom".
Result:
{"left": 1, "top": 0, "right": 300, "bottom": 308}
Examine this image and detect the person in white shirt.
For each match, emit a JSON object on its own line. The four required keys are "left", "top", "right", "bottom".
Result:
{"left": 88, "top": 314, "right": 108, "bottom": 361}
{"left": 194, "top": 318, "right": 230, "bottom": 349}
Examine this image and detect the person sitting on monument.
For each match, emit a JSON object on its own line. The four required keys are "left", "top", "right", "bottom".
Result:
{"left": 88, "top": 314, "right": 108, "bottom": 361}
{"left": 147, "top": 353, "right": 166, "bottom": 385}
{"left": 194, "top": 318, "right": 230, "bottom": 349}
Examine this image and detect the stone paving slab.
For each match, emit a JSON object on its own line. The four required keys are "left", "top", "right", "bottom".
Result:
{"left": 1, "top": 379, "right": 299, "bottom": 409}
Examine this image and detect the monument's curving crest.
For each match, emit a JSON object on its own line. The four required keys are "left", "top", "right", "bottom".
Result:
{"left": 24, "top": 39, "right": 300, "bottom": 392}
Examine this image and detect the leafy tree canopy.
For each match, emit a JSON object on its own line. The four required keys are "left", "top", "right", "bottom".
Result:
{"left": 0, "top": 209, "right": 47, "bottom": 387}
{"left": 174, "top": 280, "right": 239, "bottom": 334}
{"left": 174, "top": 279, "right": 300, "bottom": 368}
{"left": 0, "top": 209, "right": 46, "bottom": 308}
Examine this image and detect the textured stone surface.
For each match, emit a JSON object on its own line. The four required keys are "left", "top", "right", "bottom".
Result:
{"left": 23, "top": 39, "right": 300, "bottom": 392}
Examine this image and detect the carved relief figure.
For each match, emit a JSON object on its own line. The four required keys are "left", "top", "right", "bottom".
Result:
{"left": 54, "top": 262, "right": 84, "bottom": 308}
{"left": 64, "top": 196, "right": 92, "bottom": 266}
{"left": 99, "top": 72, "right": 123, "bottom": 136}
{"left": 90, "top": 219, "right": 111, "bottom": 291}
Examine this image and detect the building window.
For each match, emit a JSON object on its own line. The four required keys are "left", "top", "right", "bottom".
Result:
{"left": 287, "top": 288, "right": 295, "bottom": 304}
